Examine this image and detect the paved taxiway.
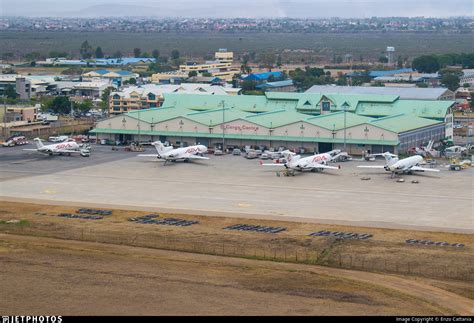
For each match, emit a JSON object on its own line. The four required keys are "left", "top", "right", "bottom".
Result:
{"left": 0, "top": 144, "right": 472, "bottom": 232}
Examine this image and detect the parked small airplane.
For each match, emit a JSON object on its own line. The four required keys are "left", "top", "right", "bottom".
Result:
{"left": 357, "top": 152, "right": 440, "bottom": 177}
{"left": 413, "top": 140, "right": 439, "bottom": 158}
{"left": 260, "top": 150, "right": 341, "bottom": 176}
{"left": 138, "top": 141, "right": 209, "bottom": 164}
{"left": 24, "top": 138, "right": 90, "bottom": 157}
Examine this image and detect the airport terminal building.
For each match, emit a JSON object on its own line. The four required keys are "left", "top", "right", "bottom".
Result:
{"left": 92, "top": 92, "right": 454, "bottom": 154}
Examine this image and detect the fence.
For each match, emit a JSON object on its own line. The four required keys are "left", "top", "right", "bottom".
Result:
{"left": 1, "top": 223, "right": 472, "bottom": 282}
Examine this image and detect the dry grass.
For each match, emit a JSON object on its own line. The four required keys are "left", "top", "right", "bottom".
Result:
{"left": 0, "top": 201, "right": 472, "bottom": 284}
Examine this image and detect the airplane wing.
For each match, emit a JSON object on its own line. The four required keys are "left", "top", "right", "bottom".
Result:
{"left": 410, "top": 166, "right": 440, "bottom": 172}
{"left": 185, "top": 155, "right": 209, "bottom": 160}
{"left": 137, "top": 154, "right": 159, "bottom": 157}
{"left": 312, "top": 164, "right": 340, "bottom": 169}
{"left": 357, "top": 165, "right": 386, "bottom": 169}
{"left": 260, "top": 161, "right": 286, "bottom": 167}
{"left": 306, "top": 163, "right": 340, "bottom": 170}
{"left": 55, "top": 149, "right": 82, "bottom": 154}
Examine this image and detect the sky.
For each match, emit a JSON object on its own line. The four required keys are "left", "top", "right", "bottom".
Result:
{"left": 0, "top": 0, "right": 473, "bottom": 18}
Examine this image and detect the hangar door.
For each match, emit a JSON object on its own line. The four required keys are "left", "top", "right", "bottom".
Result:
{"left": 371, "top": 145, "right": 395, "bottom": 154}
{"left": 196, "top": 138, "right": 210, "bottom": 146}
{"left": 318, "top": 142, "right": 333, "bottom": 153}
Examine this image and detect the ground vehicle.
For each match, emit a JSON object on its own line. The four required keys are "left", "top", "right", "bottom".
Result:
{"left": 232, "top": 148, "right": 242, "bottom": 156}
{"left": 2, "top": 136, "right": 29, "bottom": 147}
{"left": 48, "top": 135, "right": 69, "bottom": 142}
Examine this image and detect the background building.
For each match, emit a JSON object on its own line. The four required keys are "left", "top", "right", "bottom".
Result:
{"left": 108, "top": 84, "right": 241, "bottom": 115}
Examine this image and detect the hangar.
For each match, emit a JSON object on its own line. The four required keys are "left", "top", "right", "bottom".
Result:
{"left": 91, "top": 92, "right": 454, "bottom": 154}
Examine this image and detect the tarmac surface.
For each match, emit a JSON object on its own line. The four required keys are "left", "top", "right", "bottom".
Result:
{"left": 0, "top": 143, "right": 472, "bottom": 233}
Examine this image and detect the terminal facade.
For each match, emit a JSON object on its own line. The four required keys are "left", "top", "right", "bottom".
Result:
{"left": 92, "top": 92, "right": 454, "bottom": 154}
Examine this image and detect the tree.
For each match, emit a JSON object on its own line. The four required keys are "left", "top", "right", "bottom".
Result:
{"left": 171, "top": 49, "right": 180, "bottom": 60}
{"left": 188, "top": 71, "right": 198, "bottom": 77}
{"left": 95, "top": 47, "right": 104, "bottom": 58}
{"left": 397, "top": 55, "right": 404, "bottom": 68}
{"left": 133, "top": 48, "right": 141, "bottom": 58}
{"left": 100, "top": 86, "right": 116, "bottom": 111}
{"left": 74, "top": 100, "right": 93, "bottom": 113}
{"left": 112, "top": 51, "right": 122, "bottom": 58}
{"left": 260, "top": 52, "right": 276, "bottom": 71}
{"left": 123, "top": 78, "right": 137, "bottom": 85}
{"left": 241, "top": 80, "right": 257, "bottom": 91}
{"left": 48, "top": 96, "right": 72, "bottom": 114}
{"left": 412, "top": 55, "right": 440, "bottom": 73}
{"left": 80, "top": 41, "right": 93, "bottom": 59}
{"left": 1, "top": 52, "right": 14, "bottom": 62}
{"left": 152, "top": 49, "right": 160, "bottom": 60}
{"left": 25, "top": 52, "right": 42, "bottom": 61}
{"left": 378, "top": 55, "right": 388, "bottom": 64}
{"left": 441, "top": 73, "right": 460, "bottom": 91}
{"left": 4, "top": 84, "right": 17, "bottom": 99}
{"left": 49, "top": 51, "right": 68, "bottom": 58}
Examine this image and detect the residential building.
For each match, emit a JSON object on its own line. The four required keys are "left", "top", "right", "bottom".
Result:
{"left": 256, "top": 80, "right": 296, "bottom": 92}
{"left": 82, "top": 69, "right": 138, "bottom": 85}
{"left": 108, "top": 83, "right": 241, "bottom": 115}
{"left": 178, "top": 50, "right": 239, "bottom": 81}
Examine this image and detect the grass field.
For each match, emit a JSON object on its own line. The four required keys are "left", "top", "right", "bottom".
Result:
{"left": 0, "top": 201, "right": 472, "bottom": 315}
{"left": 1, "top": 31, "right": 473, "bottom": 62}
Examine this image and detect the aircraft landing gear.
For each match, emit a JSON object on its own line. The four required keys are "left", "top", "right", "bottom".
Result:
{"left": 276, "top": 169, "right": 295, "bottom": 177}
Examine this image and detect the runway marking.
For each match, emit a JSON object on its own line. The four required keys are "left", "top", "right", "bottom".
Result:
{"left": 42, "top": 189, "right": 58, "bottom": 195}
{"left": 237, "top": 203, "right": 253, "bottom": 208}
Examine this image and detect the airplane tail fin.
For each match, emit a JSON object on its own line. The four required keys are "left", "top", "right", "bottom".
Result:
{"left": 151, "top": 141, "right": 173, "bottom": 157}
{"left": 33, "top": 138, "right": 44, "bottom": 149}
{"left": 426, "top": 140, "right": 434, "bottom": 151}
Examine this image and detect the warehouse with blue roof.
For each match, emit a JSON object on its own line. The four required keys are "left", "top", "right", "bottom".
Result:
{"left": 92, "top": 91, "right": 455, "bottom": 154}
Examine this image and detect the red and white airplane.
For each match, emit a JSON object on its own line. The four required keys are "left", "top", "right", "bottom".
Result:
{"left": 260, "top": 150, "right": 341, "bottom": 176}
{"left": 24, "top": 138, "right": 90, "bottom": 157}
{"left": 138, "top": 141, "right": 209, "bottom": 164}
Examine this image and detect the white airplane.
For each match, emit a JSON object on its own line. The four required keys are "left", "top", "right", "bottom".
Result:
{"left": 23, "top": 138, "right": 90, "bottom": 157}
{"left": 260, "top": 150, "right": 341, "bottom": 176}
{"left": 138, "top": 141, "right": 209, "bottom": 164}
{"left": 357, "top": 152, "right": 440, "bottom": 177}
{"left": 413, "top": 140, "right": 439, "bottom": 158}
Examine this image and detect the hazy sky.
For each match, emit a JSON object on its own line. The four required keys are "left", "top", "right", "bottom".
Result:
{"left": 1, "top": 0, "right": 473, "bottom": 18}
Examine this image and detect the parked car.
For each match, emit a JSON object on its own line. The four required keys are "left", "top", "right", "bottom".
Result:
{"left": 232, "top": 148, "right": 242, "bottom": 156}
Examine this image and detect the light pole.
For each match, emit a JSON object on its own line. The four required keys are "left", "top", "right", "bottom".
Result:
{"left": 221, "top": 100, "right": 225, "bottom": 151}
{"left": 342, "top": 102, "right": 349, "bottom": 151}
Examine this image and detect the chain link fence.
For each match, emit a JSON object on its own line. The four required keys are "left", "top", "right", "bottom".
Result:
{"left": 1, "top": 223, "right": 472, "bottom": 282}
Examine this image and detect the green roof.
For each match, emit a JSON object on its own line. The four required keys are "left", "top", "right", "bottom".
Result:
{"left": 245, "top": 109, "right": 310, "bottom": 128}
{"left": 305, "top": 112, "right": 373, "bottom": 130}
{"left": 185, "top": 107, "right": 249, "bottom": 126}
{"left": 126, "top": 106, "right": 193, "bottom": 123}
{"left": 162, "top": 93, "right": 271, "bottom": 112}
{"left": 369, "top": 114, "right": 443, "bottom": 133}
{"left": 357, "top": 99, "right": 453, "bottom": 119}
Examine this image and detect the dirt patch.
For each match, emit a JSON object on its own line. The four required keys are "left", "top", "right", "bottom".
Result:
{"left": 1, "top": 234, "right": 466, "bottom": 316}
